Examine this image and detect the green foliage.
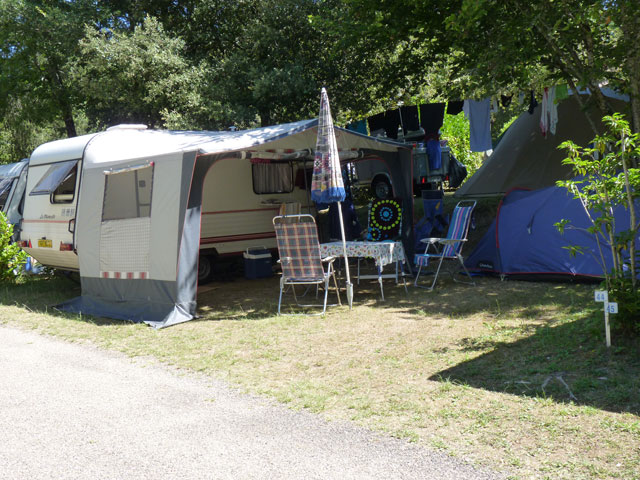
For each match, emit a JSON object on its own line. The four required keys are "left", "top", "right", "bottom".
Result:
{"left": 440, "top": 113, "right": 483, "bottom": 178}
{"left": 333, "top": 0, "right": 640, "bottom": 134}
{"left": 557, "top": 113, "right": 640, "bottom": 334}
{"left": 73, "top": 16, "right": 208, "bottom": 129}
{"left": 0, "top": 0, "right": 108, "bottom": 137}
{"left": 609, "top": 277, "right": 640, "bottom": 336}
{"left": 0, "top": 212, "right": 26, "bottom": 282}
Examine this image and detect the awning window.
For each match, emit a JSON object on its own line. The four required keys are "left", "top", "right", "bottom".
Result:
{"left": 30, "top": 160, "right": 79, "bottom": 196}
{"left": 102, "top": 163, "right": 154, "bottom": 221}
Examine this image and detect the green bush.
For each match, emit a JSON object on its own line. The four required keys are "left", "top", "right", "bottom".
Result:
{"left": 609, "top": 277, "right": 640, "bottom": 335}
{"left": 557, "top": 113, "right": 640, "bottom": 335}
{"left": 0, "top": 212, "right": 27, "bottom": 282}
{"left": 441, "top": 113, "right": 483, "bottom": 179}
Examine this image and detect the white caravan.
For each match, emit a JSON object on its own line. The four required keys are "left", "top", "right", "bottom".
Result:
{"left": 20, "top": 127, "right": 311, "bottom": 278}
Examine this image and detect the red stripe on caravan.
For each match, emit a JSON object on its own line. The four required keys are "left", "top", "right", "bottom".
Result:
{"left": 102, "top": 272, "right": 109, "bottom": 278}
{"left": 127, "top": 272, "right": 133, "bottom": 279}
{"left": 140, "top": 272, "right": 146, "bottom": 279}
{"left": 114, "top": 272, "right": 121, "bottom": 279}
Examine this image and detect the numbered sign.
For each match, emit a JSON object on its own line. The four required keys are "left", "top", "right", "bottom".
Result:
{"left": 595, "top": 290, "right": 608, "bottom": 302}
{"left": 607, "top": 302, "right": 618, "bottom": 314}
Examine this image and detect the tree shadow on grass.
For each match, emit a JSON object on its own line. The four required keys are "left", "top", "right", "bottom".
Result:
{"left": 430, "top": 315, "right": 640, "bottom": 415}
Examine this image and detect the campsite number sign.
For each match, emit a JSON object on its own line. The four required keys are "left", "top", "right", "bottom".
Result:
{"left": 594, "top": 290, "right": 618, "bottom": 347}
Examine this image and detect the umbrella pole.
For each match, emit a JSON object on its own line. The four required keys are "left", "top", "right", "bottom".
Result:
{"left": 336, "top": 201, "right": 353, "bottom": 309}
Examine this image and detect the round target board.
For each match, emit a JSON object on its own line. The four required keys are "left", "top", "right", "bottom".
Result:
{"left": 368, "top": 199, "right": 402, "bottom": 241}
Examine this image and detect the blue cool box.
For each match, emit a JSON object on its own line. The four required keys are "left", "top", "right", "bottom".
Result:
{"left": 243, "top": 247, "right": 273, "bottom": 279}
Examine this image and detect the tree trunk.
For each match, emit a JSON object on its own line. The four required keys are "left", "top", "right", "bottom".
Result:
{"left": 63, "top": 113, "right": 77, "bottom": 138}
{"left": 49, "top": 64, "right": 77, "bottom": 138}
{"left": 259, "top": 109, "right": 272, "bottom": 127}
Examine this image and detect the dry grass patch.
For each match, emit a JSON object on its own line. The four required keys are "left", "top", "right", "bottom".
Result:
{"left": 1, "top": 273, "right": 639, "bottom": 480}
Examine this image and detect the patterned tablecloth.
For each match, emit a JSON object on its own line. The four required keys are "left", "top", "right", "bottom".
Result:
{"left": 319, "top": 241, "right": 406, "bottom": 267}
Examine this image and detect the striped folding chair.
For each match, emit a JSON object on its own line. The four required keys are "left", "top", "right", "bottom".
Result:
{"left": 273, "top": 214, "right": 341, "bottom": 314}
{"left": 414, "top": 200, "right": 477, "bottom": 290}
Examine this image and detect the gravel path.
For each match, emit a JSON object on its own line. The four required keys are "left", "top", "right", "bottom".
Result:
{"left": 0, "top": 325, "right": 503, "bottom": 480}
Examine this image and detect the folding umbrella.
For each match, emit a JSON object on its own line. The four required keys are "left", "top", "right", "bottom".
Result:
{"left": 311, "top": 88, "right": 353, "bottom": 309}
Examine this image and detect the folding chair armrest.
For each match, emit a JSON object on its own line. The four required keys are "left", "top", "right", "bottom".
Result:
{"left": 322, "top": 255, "right": 337, "bottom": 264}
{"left": 420, "top": 237, "right": 442, "bottom": 245}
{"left": 279, "top": 256, "right": 292, "bottom": 265}
{"left": 437, "top": 238, "right": 467, "bottom": 245}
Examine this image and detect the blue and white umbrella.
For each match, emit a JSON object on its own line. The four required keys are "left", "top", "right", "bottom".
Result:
{"left": 311, "top": 88, "right": 353, "bottom": 308}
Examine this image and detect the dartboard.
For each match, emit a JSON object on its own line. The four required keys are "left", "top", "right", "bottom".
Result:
{"left": 368, "top": 199, "right": 402, "bottom": 241}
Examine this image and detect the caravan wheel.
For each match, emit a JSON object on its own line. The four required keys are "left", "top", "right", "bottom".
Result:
{"left": 198, "top": 255, "right": 214, "bottom": 284}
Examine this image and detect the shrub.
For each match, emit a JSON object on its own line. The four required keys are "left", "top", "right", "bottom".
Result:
{"left": 441, "top": 113, "right": 483, "bottom": 179}
{"left": 557, "top": 113, "right": 640, "bottom": 335}
{"left": 0, "top": 212, "right": 27, "bottom": 282}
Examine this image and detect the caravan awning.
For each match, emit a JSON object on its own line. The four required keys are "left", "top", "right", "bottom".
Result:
{"left": 0, "top": 177, "right": 15, "bottom": 197}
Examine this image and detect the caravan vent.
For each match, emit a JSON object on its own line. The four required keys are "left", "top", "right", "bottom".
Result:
{"left": 106, "top": 124, "right": 148, "bottom": 131}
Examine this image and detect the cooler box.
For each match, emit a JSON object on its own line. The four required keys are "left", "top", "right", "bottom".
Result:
{"left": 243, "top": 247, "right": 273, "bottom": 279}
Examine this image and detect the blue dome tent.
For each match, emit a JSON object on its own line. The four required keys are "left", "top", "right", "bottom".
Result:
{"left": 465, "top": 185, "right": 637, "bottom": 280}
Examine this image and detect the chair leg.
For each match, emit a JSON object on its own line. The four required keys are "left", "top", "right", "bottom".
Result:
{"left": 429, "top": 255, "right": 446, "bottom": 291}
{"left": 453, "top": 254, "right": 476, "bottom": 286}
{"left": 322, "top": 278, "right": 330, "bottom": 314}
{"left": 400, "top": 262, "right": 408, "bottom": 294}
{"left": 414, "top": 263, "right": 424, "bottom": 287}
{"left": 278, "top": 278, "right": 284, "bottom": 314}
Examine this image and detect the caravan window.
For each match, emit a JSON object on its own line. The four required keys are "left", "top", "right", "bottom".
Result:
{"left": 102, "top": 164, "right": 154, "bottom": 221}
{"left": 252, "top": 162, "right": 294, "bottom": 194}
{"left": 0, "top": 177, "right": 14, "bottom": 211}
{"left": 29, "top": 159, "right": 79, "bottom": 204}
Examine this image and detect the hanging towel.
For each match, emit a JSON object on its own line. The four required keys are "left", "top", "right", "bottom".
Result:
{"left": 528, "top": 90, "right": 538, "bottom": 114}
{"left": 540, "top": 87, "right": 549, "bottom": 137}
{"left": 548, "top": 86, "right": 558, "bottom": 135}
{"left": 446, "top": 100, "right": 464, "bottom": 115}
{"left": 466, "top": 98, "right": 492, "bottom": 152}
{"left": 367, "top": 112, "right": 386, "bottom": 136}
{"left": 400, "top": 105, "right": 420, "bottom": 133}
{"left": 426, "top": 139, "right": 442, "bottom": 171}
{"left": 419, "top": 103, "right": 446, "bottom": 135}
{"left": 347, "top": 120, "right": 368, "bottom": 135}
{"left": 383, "top": 109, "right": 402, "bottom": 139}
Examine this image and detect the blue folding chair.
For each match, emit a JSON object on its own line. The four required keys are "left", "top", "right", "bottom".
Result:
{"left": 414, "top": 200, "right": 476, "bottom": 290}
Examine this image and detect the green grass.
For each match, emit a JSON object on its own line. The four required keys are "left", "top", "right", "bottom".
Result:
{"left": 0, "top": 193, "right": 638, "bottom": 479}
{"left": 1, "top": 272, "right": 639, "bottom": 480}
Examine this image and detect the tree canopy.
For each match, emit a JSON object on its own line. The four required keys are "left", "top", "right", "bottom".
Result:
{"left": 0, "top": 0, "right": 638, "bottom": 161}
